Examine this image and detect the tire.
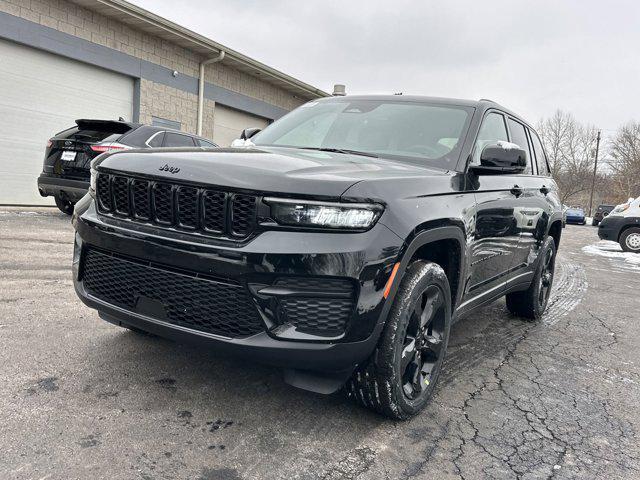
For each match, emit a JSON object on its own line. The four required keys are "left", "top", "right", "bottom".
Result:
{"left": 506, "top": 236, "right": 556, "bottom": 320}
{"left": 346, "top": 261, "right": 451, "bottom": 420}
{"left": 620, "top": 227, "right": 640, "bottom": 253}
{"left": 54, "top": 195, "right": 75, "bottom": 215}
{"left": 592, "top": 219, "right": 599, "bottom": 227}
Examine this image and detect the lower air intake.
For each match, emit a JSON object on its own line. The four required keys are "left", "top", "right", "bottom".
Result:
{"left": 82, "top": 249, "right": 264, "bottom": 338}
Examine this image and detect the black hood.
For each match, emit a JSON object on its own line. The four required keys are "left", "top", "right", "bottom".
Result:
{"left": 96, "top": 146, "right": 448, "bottom": 198}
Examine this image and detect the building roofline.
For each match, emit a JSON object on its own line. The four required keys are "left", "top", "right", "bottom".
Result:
{"left": 70, "top": 0, "right": 329, "bottom": 99}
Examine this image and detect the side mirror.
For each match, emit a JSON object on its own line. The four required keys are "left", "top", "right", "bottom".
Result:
{"left": 240, "top": 127, "right": 261, "bottom": 140}
{"left": 470, "top": 141, "right": 527, "bottom": 174}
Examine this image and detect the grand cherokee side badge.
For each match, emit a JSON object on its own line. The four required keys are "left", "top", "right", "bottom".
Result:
{"left": 159, "top": 164, "right": 180, "bottom": 174}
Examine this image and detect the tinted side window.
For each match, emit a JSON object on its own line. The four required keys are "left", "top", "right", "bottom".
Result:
{"left": 529, "top": 129, "right": 550, "bottom": 176}
{"left": 148, "top": 132, "right": 164, "bottom": 147}
{"left": 164, "top": 133, "right": 196, "bottom": 147}
{"left": 197, "top": 139, "right": 216, "bottom": 147}
{"left": 472, "top": 112, "right": 509, "bottom": 164}
{"left": 507, "top": 119, "right": 532, "bottom": 174}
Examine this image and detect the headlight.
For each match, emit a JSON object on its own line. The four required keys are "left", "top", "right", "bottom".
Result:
{"left": 264, "top": 198, "right": 383, "bottom": 230}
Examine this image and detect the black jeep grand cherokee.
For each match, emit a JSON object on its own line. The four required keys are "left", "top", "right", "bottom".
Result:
{"left": 72, "top": 96, "right": 563, "bottom": 419}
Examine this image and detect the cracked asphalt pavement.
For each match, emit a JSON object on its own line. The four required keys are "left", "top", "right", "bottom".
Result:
{"left": 1, "top": 208, "right": 639, "bottom": 480}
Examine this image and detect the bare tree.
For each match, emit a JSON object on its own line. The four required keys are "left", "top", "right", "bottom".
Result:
{"left": 608, "top": 122, "right": 640, "bottom": 199}
{"left": 538, "top": 110, "right": 598, "bottom": 205}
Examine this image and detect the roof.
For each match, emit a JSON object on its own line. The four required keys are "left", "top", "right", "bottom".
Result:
{"left": 68, "top": 0, "right": 329, "bottom": 100}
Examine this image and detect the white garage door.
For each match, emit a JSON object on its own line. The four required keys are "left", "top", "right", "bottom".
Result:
{"left": 0, "top": 39, "right": 133, "bottom": 205}
{"left": 213, "top": 104, "right": 270, "bottom": 147}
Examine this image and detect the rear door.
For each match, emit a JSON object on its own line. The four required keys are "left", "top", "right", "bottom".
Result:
{"left": 505, "top": 119, "right": 553, "bottom": 283}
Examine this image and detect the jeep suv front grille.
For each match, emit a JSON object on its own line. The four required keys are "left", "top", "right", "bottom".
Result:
{"left": 96, "top": 173, "right": 258, "bottom": 239}
{"left": 82, "top": 248, "right": 264, "bottom": 338}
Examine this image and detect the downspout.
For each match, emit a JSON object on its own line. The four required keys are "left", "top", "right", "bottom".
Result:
{"left": 197, "top": 50, "right": 225, "bottom": 136}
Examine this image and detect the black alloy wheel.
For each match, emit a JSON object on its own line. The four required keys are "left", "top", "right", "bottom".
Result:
{"left": 506, "top": 235, "right": 557, "bottom": 320}
{"left": 537, "top": 246, "right": 555, "bottom": 310}
{"left": 346, "top": 261, "right": 452, "bottom": 420}
{"left": 400, "top": 284, "right": 446, "bottom": 400}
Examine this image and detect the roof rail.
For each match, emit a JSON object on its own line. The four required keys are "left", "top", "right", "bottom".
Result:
{"left": 478, "top": 98, "right": 498, "bottom": 103}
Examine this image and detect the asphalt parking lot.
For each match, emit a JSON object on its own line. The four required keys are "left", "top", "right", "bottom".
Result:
{"left": 1, "top": 208, "right": 639, "bottom": 480}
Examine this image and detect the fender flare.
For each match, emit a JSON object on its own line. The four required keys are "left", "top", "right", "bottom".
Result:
{"left": 373, "top": 225, "right": 467, "bottom": 336}
{"left": 618, "top": 217, "right": 640, "bottom": 240}
{"left": 546, "top": 213, "right": 565, "bottom": 242}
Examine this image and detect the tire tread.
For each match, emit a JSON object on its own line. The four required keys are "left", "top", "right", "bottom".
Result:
{"left": 346, "top": 261, "right": 450, "bottom": 420}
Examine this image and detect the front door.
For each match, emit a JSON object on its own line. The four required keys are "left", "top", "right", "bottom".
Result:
{"left": 464, "top": 111, "right": 521, "bottom": 305}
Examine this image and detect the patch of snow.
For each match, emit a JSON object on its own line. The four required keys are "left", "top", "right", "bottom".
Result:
{"left": 496, "top": 140, "right": 521, "bottom": 150}
{"left": 582, "top": 241, "right": 640, "bottom": 270}
{"left": 230, "top": 138, "right": 255, "bottom": 147}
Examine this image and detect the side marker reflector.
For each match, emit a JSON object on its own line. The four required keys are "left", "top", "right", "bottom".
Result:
{"left": 383, "top": 263, "right": 400, "bottom": 299}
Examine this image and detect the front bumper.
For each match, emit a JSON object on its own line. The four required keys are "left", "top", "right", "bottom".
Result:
{"left": 72, "top": 200, "right": 403, "bottom": 380}
{"left": 38, "top": 173, "right": 89, "bottom": 201}
{"left": 565, "top": 216, "right": 585, "bottom": 224}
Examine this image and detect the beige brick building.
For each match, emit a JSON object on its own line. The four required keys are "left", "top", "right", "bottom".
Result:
{"left": 0, "top": 0, "right": 326, "bottom": 204}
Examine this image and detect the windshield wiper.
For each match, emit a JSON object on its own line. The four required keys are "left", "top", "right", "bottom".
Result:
{"left": 299, "top": 147, "right": 378, "bottom": 158}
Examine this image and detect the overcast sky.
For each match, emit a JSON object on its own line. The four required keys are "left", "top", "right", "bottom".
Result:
{"left": 131, "top": 0, "right": 638, "bottom": 134}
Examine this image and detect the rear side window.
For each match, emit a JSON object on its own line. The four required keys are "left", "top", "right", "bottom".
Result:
{"left": 529, "top": 129, "right": 550, "bottom": 176}
{"left": 472, "top": 112, "right": 509, "bottom": 164}
{"left": 507, "top": 119, "right": 532, "bottom": 174}
{"left": 163, "top": 133, "right": 196, "bottom": 147}
{"left": 148, "top": 132, "right": 164, "bottom": 147}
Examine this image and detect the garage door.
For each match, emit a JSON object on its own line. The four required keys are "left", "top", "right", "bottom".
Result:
{"left": 0, "top": 39, "right": 133, "bottom": 205}
{"left": 213, "top": 104, "right": 270, "bottom": 147}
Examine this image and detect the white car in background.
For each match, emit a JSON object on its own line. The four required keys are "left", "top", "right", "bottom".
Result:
{"left": 598, "top": 196, "right": 640, "bottom": 252}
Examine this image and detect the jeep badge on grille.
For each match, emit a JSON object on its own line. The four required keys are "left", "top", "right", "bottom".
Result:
{"left": 159, "top": 164, "right": 180, "bottom": 174}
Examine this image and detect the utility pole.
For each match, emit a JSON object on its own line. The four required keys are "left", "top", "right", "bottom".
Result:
{"left": 588, "top": 130, "right": 601, "bottom": 217}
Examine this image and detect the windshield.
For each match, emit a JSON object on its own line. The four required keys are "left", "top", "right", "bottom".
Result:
{"left": 252, "top": 99, "right": 473, "bottom": 170}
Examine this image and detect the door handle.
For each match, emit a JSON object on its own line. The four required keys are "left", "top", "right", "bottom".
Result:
{"left": 510, "top": 185, "right": 523, "bottom": 197}
{"left": 540, "top": 185, "right": 550, "bottom": 195}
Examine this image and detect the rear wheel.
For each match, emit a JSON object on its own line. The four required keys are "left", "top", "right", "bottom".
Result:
{"left": 54, "top": 195, "right": 74, "bottom": 215}
{"left": 592, "top": 219, "right": 599, "bottom": 226}
{"left": 620, "top": 227, "right": 640, "bottom": 253}
{"left": 506, "top": 236, "right": 556, "bottom": 320}
{"left": 346, "top": 261, "right": 451, "bottom": 420}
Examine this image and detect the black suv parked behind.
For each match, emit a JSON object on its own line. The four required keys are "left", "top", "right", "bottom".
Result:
{"left": 591, "top": 204, "right": 615, "bottom": 226}
{"left": 72, "top": 96, "right": 563, "bottom": 419}
{"left": 37, "top": 119, "right": 217, "bottom": 214}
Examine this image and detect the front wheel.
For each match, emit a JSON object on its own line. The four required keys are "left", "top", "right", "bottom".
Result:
{"left": 506, "top": 236, "right": 556, "bottom": 320}
{"left": 620, "top": 227, "right": 640, "bottom": 253}
{"left": 346, "top": 261, "right": 451, "bottom": 420}
{"left": 592, "top": 219, "right": 599, "bottom": 226}
{"left": 54, "top": 195, "right": 74, "bottom": 215}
